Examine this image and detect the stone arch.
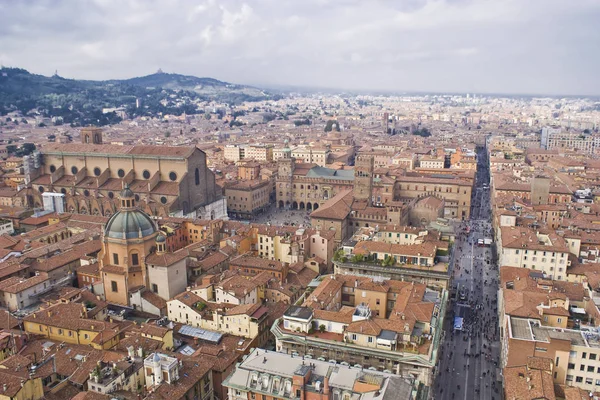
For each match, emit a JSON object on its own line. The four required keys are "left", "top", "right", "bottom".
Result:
{"left": 306, "top": 203, "right": 312, "bottom": 211}
{"left": 285, "top": 201, "right": 290, "bottom": 209}
{"left": 314, "top": 203, "right": 319, "bottom": 210}
{"left": 278, "top": 200, "right": 284, "bottom": 208}
{"left": 292, "top": 201, "right": 298, "bottom": 209}
{"left": 299, "top": 202, "right": 305, "bottom": 210}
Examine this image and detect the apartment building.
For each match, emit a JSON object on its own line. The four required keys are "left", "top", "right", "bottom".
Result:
{"left": 143, "top": 352, "right": 214, "bottom": 400}
{"left": 167, "top": 291, "right": 269, "bottom": 343}
{"left": 0, "top": 272, "right": 50, "bottom": 311}
{"left": 245, "top": 144, "right": 274, "bottom": 162}
{"left": 271, "top": 275, "right": 446, "bottom": 390}
{"left": 336, "top": 233, "right": 450, "bottom": 290}
{"left": 224, "top": 144, "right": 273, "bottom": 162}
{"left": 498, "top": 227, "right": 574, "bottom": 281}
{"left": 223, "top": 348, "right": 415, "bottom": 400}
{"left": 224, "top": 180, "right": 271, "bottom": 219}
{"left": 237, "top": 161, "right": 261, "bottom": 180}
{"left": 541, "top": 129, "right": 600, "bottom": 154}
{"left": 418, "top": 156, "right": 445, "bottom": 169}
{"left": 22, "top": 302, "right": 121, "bottom": 349}
{"left": 499, "top": 266, "right": 600, "bottom": 393}
{"left": 253, "top": 225, "right": 335, "bottom": 271}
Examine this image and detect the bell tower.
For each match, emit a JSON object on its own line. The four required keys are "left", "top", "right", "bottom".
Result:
{"left": 354, "top": 154, "right": 374, "bottom": 205}
{"left": 81, "top": 127, "right": 103, "bottom": 145}
{"left": 277, "top": 140, "right": 295, "bottom": 209}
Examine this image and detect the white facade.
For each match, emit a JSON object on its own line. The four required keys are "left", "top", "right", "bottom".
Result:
{"left": 215, "top": 287, "right": 257, "bottom": 305}
{"left": 167, "top": 298, "right": 204, "bottom": 327}
{"left": 499, "top": 247, "right": 569, "bottom": 281}
{"left": 0, "top": 219, "right": 14, "bottom": 235}
{"left": 146, "top": 258, "right": 187, "bottom": 301}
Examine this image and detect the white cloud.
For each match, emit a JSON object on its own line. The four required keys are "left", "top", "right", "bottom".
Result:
{"left": 0, "top": 0, "right": 599, "bottom": 94}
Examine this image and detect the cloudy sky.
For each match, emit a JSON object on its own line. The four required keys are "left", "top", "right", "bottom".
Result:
{"left": 1, "top": 0, "right": 599, "bottom": 95}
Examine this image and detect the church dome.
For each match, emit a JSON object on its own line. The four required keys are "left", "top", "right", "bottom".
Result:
{"left": 104, "top": 209, "right": 156, "bottom": 240}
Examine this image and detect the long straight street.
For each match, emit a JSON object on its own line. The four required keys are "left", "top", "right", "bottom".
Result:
{"left": 434, "top": 145, "right": 503, "bottom": 400}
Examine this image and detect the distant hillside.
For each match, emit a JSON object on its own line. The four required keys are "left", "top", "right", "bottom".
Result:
{"left": 118, "top": 71, "right": 269, "bottom": 99}
{"left": 0, "top": 67, "right": 275, "bottom": 126}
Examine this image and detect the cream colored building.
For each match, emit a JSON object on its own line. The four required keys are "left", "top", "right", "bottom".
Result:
{"left": 419, "top": 156, "right": 445, "bottom": 169}
{"left": 499, "top": 227, "right": 572, "bottom": 281}
{"left": 224, "top": 145, "right": 243, "bottom": 162}
{"left": 0, "top": 273, "right": 50, "bottom": 311}
{"left": 167, "top": 291, "right": 268, "bottom": 341}
{"left": 224, "top": 144, "right": 273, "bottom": 162}
{"left": 290, "top": 146, "right": 331, "bottom": 166}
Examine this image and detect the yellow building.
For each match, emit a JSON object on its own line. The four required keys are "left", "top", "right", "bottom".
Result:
{"left": 0, "top": 370, "right": 43, "bottom": 400}
{"left": 99, "top": 186, "right": 158, "bottom": 306}
{"left": 22, "top": 303, "right": 120, "bottom": 349}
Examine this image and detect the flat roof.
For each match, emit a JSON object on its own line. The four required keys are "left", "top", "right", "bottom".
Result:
{"left": 178, "top": 325, "right": 223, "bottom": 344}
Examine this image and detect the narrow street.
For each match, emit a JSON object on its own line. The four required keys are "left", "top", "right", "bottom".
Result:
{"left": 434, "top": 144, "right": 503, "bottom": 400}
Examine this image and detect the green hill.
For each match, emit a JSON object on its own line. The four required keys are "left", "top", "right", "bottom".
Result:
{"left": 0, "top": 67, "right": 274, "bottom": 126}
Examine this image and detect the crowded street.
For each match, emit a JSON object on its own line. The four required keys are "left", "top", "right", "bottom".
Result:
{"left": 434, "top": 144, "right": 502, "bottom": 400}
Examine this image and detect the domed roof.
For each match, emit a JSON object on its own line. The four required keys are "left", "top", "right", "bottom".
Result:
{"left": 104, "top": 209, "right": 156, "bottom": 240}
{"left": 120, "top": 185, "right": 134, "bottom": 198}
{"left": 156, "top": 234, "right": 166, "bottom": 243}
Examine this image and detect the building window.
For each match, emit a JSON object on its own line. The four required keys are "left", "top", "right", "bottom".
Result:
{"left": 590, "top": 353, "right": 597, "bottom": 360}
{"left": 117, "top": 169, "right": 125, "bottom": 178}
{"left": 352, "top": 334, "right": 357, "bottom": 341}
{"left": 169, "top": 172, "right": 178, "bottom": 181}
{"left": 131, "top": 253, "right": 139, "bottom": 266}
{"left": 576, "top": 376, "right": 583, "bottom": 383}
{"left": 71, "top": 166, "right": 78, "bottom": 174}
{"left": 111, "top": 281, "right": 118, "bottom": 292}
{"left": 152, "top": 284, "right": 158, "bottom": 293}
{"left": 195, "top": 168, "right": 200, "bottom": 185}
{"left": 368, "top": 337, "right": 373, "bottom": 343}
{"left": 113, "top": 253, "right": 119, "bottom": 265}
{"left": 143, "top": 170, "right": 151, "bottom": 179}
{"left": 161, "top": 196, "right": 168, "bottom": 204}
{"left": 94, "top": 167, "right": 101, "bottom": 176}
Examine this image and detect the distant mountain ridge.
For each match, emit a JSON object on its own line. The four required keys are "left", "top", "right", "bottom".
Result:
{"left": 0, "top": 67, "right": 275, "bottom": 125}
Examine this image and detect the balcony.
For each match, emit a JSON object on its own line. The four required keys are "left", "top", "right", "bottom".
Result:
{"left": 273, "top": 320, "right": 433, "bottom": 359}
